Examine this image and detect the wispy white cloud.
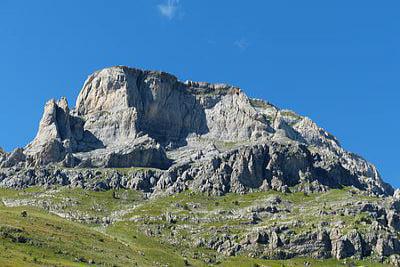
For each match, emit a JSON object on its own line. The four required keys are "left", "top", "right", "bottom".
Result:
{"left": 234, "top": 38, "right": 250, "bottom": 51}
{"left": 158, "top": 0, "right": 181, "bottom": 20}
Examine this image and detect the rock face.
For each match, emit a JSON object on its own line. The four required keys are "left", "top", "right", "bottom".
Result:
{"left": 0, "top": 66, "right": 393, "bottom": 197}
{"left": 1, "top": 66, "right": 399, "bottom": 264}
{"left": 0, "top": 148, "right": 25, "bottom": 168}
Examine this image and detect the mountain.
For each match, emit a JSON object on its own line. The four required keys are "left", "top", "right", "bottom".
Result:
{"left": 0, "top": 66, "right": 399, "bottom": 266}
{"left": 0, "top": 66, "right": 393, "bottom": 196}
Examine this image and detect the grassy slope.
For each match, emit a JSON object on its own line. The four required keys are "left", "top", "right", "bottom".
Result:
{"left": 0, "top": 187, "right": 389, "bottom": 267}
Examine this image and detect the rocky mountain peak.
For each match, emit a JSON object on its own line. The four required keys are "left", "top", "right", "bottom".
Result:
{"left": 0, "top": 66, "right": 394, "bottom": 197}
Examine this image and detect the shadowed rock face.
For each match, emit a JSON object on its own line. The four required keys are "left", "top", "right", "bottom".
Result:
{"left": 0, "top": 66, "right": 394, "bottom": 196}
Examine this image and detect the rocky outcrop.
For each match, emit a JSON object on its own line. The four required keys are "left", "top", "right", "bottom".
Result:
{"left": 76, "top": 67, "right": 209, "bottom": 145}
{"left": 65, "top": 135, "right": 171, "bottom": 169}
{"left": 0, "top": 148, "right": 25, "bottom": 168}
{"left": 0, "top": 147, "right": 7, "bottom": 166}
{"left": 0, "top": 66, "right": 394, "bottom": 197}
{"left": 394, "top": 189, "right": 400, "bottom": 200}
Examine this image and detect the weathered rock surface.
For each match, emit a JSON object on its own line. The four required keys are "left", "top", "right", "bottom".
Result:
{"left": 0, "top": 66, "right": 393, "bottom": 198}
{"left": 0, "top": 148, "right": 25, "bottom": 168}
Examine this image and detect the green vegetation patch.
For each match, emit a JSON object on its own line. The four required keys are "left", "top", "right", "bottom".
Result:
{"left": 0, "top": 186, "right": 388, "bottom": 266}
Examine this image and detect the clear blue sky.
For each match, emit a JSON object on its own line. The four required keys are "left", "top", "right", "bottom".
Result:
{"left": 0, "top": 1, "right": 399, "bottom": 187}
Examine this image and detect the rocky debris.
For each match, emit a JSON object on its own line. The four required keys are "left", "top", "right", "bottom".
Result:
{"left": 236, "top": 222, "right": 400, "bottom": 261}
{"left": 167, "top": 191, "right": 400, "bottom": 262}
{"left": 198, "top": 234, "right": 241, "bottom": 256}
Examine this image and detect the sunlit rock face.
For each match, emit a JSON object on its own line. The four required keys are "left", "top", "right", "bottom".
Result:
{"left": 0, "top": 66, "right": 393, "bottom": 196}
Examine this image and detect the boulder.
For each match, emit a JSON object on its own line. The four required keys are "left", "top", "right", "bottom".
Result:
{"left": 388, "top": 210, "right": 400, "bottom": 231}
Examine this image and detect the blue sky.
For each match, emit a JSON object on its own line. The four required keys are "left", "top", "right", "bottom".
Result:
{"left": 0, "top": 1, "right": 399, "bottom": 187}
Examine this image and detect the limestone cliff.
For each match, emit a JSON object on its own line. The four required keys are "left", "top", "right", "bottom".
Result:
{"left": 0, "top": 66, "right": 393, "bottom": 197}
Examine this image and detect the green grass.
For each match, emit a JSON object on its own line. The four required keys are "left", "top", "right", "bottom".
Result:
{"left": 0, "top": 205, "right": 138, "bottom": 266}
{"left": 249, "top": 98, "right": 275, "bottom": 110}
{"left": 0, "top": 186, "right": 392, "bottom": 266}
{"left": 280, "top": 110, "right": 303, "bottom": 126}
{"left": 106, "top": 221, "right": 207, "bottom": 267}
{"left": 219, "top": 256, "right": 388, "bottom": 267}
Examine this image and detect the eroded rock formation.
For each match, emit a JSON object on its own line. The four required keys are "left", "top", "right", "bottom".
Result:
{"left": 0, "top": 66, "right": 393, "bottom": 197}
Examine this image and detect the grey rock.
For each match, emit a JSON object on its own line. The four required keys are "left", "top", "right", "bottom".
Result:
{"left": 394, "top": 189, "right": 400, "bottom": 200}
{"left": 388, "top": 210, "right": 400, "bottom": 231}
{"left": 0, "top": 148, "right": 25, "bottom": 168}
{"left": 0, "top": 147, "right": 7, "bottom": 165}
{"left": 375, "top": 234, "right": 400, "bottom": 256}
{"left": 389, "top": 254, "right": 400, "bottom": 266}
{"left": 0, "top": 65, "right": 394, "bottom": 199}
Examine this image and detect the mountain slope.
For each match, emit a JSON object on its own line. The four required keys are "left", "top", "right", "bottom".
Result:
{"left": 0, "top": 186, "right": 397, "bottom": 266}
{"left": 0, "top": 66, "right": 398, "bottom": 265}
